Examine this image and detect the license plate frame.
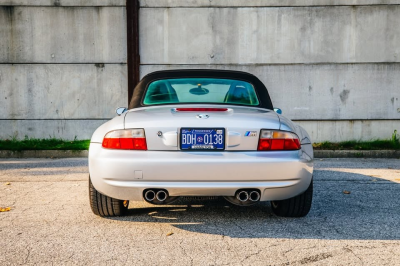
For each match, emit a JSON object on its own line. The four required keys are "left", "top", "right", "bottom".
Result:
{"left": 180, "top": 128, "right": 226, "bottom": 151}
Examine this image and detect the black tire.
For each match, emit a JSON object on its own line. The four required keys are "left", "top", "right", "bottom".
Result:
{"left": 271, "top": 179, "right": 313, "bottom": 217}
{"left": 89, "top": 177, "right": 129, "bottom": 217}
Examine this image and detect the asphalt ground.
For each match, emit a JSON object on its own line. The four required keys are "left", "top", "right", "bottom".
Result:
{"left": 0, "top": 158, "right": 399, "bottom": 265}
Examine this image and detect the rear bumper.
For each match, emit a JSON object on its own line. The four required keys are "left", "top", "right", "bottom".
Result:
{"left": 89, "top": 143, "right": 313, "bottom": 201}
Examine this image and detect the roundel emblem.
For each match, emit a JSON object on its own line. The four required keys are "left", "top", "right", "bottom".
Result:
{"left": 196, "top": 114, "right": 209, "bottom": 119}
{"left": 197, "top": 136, "right": 203, "bottom": 142}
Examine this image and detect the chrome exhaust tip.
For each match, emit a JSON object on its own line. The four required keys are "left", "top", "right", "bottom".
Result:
{"left": 156, "top": 190, "right": 168, "bottom": 202}
{"left": 249, "top": 191, "right": 261, "bottom": 202}
{"left": 236, "top": 191, "right": 249, "bottom": 202}
{"left": 144, "top": 190, "right": 156, "bottom": 202}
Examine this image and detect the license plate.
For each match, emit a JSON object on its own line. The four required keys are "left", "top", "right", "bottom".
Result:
{"left": 180, "top": 128, "right": 225, "bottom": 150}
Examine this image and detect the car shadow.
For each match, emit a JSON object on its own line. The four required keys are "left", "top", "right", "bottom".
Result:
{"left": 108, "top": 169, "right": 400, "bottom": 240}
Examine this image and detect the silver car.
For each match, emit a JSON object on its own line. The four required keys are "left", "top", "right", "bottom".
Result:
{"left": 89, "top": 69, "right": 313, "bottom": 217}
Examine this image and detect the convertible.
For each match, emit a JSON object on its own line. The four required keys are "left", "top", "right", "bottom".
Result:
{"left": 89, "top": 69, "right": 314, "bottom": 217}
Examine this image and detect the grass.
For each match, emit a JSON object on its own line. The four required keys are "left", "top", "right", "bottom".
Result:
{"left": 312, "top": 140, "right": 400, "bottom": 150}
{"left": 0, "top": 138, "right": 90, "bottom": 151}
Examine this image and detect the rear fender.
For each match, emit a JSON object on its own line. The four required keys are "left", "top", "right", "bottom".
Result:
{"left": 278, "top": 115, "right": 313, "bottom": 160}
{"left": 90, "top": 115, "right": 126, "bottom": 143}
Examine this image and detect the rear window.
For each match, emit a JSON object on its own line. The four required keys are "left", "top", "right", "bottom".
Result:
{"left": 143, "top": 78, "right": 259, "bottom": 106}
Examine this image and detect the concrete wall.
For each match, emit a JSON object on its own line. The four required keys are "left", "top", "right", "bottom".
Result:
{"left": 1, "top": 0, "right": 399, "bottom": 142}
{"left": 140, "top": 2, "right": 400, "bottom": 142}
{"left": 0, "top": 2, "right": 127, "bottom": 140}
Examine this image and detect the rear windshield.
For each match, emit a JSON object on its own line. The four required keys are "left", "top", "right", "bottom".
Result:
{"left": 143, "top": 78, "right": 259, "bottom": 106}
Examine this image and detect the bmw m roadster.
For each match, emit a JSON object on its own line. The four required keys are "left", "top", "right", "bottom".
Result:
{"left": 89, "top": 69, "right": 314, "bottom": 217}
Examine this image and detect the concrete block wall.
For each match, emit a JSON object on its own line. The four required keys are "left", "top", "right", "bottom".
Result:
{"left": 1, "top": 0, "right": 399, "bottom": 142}
{"left": 0, "top": 1, "right": 127, "bottom": 140}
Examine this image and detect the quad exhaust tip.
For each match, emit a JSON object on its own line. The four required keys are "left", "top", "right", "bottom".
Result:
{"left": 249, "top": 191, "right": 261, "bottom": 202}
{"left": 156, "top": 190, "right": 168, "bottom": 202}
{"left": 144, "top": 190, "right": 156, "bottom": 202}
{"left": 236, "top": 191, "right": 249, "bottom": 202}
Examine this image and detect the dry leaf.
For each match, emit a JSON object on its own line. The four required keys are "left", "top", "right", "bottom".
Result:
{"left": 166, "top": 232, "right": 174, "bottom": 236}
{"left": 394, "top": 178, "right": 400, "bottom": 181}
{"left": 371, "top": 178, "right": 377, "bottom": 182}
{"left": 4, "top": 182, "right": 10, "bottom": 185}
{"left": 0, "top": 207, "right": 11, "bottom": 212}
{"left": 343, "top": 190, "right": 351, "bottom": 194}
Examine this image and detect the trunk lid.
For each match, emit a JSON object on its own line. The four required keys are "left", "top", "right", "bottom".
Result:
{"left": 124, "top": 105, "right": 280, "bottom": 151}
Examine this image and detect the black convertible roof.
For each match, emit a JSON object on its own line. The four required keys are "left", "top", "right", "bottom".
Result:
{"left": 128, "top": 69, "right": 274, "bottom": 110}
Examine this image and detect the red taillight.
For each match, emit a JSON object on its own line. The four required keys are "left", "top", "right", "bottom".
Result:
{"left": 257, "top": 130, "right": 300, "bottom": 151}
{"left": 175, "top": 108, "right": 228, "bottom": 112}
{"left": 102, "top": 129, "right": 147, "bottom": 150}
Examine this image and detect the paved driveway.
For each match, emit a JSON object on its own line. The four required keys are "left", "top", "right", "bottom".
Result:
{"left": 0, "top": 158, "right": 399, "bottom": 265}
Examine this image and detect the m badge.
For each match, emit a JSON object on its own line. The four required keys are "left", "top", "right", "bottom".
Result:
{"left": 245, "top": 131, "right": 257, "bottom": 137}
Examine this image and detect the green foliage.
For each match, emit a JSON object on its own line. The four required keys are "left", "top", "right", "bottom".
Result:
{"left": 392, "top": 129, "right": 399, "bottom": 143}
{"left": 313, "top": 139, "right": 400, "bottom": 150}
{"left": 313, "top": 130, "right": 400, "bottom": 150}
{"left": 0, "top": 138, "right": 90, "bottom": 151}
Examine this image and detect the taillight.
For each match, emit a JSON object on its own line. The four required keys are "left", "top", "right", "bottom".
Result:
{"left": 102, "top": 129, "right": 147, "bottom": 150}
{"left": 175, "top": 108, "right": 228, "bottom": 112}
{"left": 257, "top": 130, "right": 300, "bottom": 151}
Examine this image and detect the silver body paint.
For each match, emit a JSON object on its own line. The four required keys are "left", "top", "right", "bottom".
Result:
{"left": 89, "top": 104, "right": 313, "bottom": 201}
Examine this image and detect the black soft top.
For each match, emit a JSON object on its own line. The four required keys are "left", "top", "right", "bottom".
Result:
{"left": 128, "top": 69, "right": 274, "bottom": 110}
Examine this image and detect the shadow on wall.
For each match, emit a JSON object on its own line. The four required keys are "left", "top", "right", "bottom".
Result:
{"left": 108, "top": 170, "right": 400, "bottom": 240}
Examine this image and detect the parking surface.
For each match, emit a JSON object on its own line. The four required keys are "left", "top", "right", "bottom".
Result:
{"left": 0, "top": 158, "right": 399, "bottom": 265}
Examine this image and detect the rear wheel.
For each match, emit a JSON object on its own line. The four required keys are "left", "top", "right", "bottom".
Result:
{"left": 89, "top": 177, "right": 129, "bottom": 217}
{"left": 271, "top": 179, "right": 313, "bottom": 217}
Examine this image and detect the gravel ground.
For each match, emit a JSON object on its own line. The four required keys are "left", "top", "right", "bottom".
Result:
{"left": 0, "top": 158, "right": 399, "bottom": 265}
